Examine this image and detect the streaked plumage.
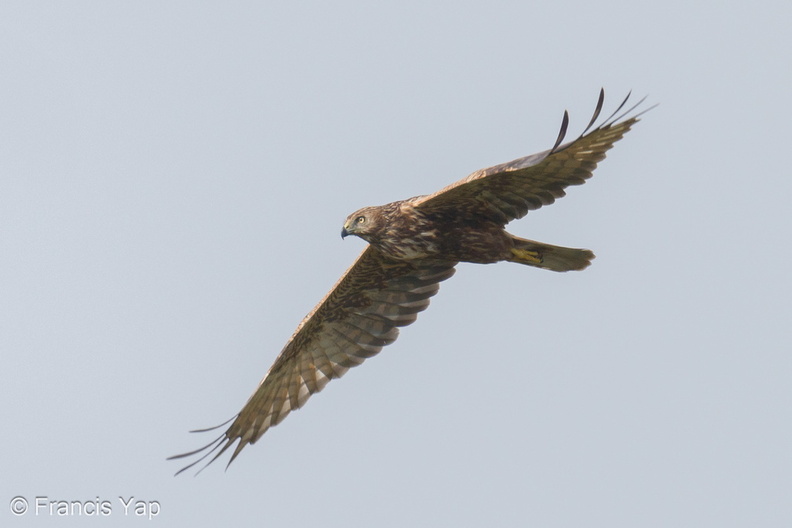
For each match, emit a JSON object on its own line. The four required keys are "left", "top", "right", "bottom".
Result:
{"left": 170, "top": 90, "right": 648, "bottom": 474}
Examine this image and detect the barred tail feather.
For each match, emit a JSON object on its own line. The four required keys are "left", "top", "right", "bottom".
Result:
{"left": 507, "top": 235, "right": 594, "bottom": 272}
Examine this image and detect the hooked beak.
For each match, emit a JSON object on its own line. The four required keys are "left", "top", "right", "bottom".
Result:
{"left": 341, "top": 225, "right": 349, "bottom": 239}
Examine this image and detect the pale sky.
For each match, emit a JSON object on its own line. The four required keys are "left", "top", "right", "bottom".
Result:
{"left": 2, "top": 2, "right": 791, "bottom": 526}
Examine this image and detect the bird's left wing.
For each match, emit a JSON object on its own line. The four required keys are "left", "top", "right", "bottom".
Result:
{"left": 169, "top": 246, "right": 456, "bottom": 474}
{"left": 411, "top": 90, "right": 649, "bottom": 225}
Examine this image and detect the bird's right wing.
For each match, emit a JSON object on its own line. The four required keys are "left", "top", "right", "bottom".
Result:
{"left": 170, "top": 246, "right": 456, "bottom": 474}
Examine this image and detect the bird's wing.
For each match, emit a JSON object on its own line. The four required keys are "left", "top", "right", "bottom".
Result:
{"left": 411, "top": 90, "right": 648, "bottom": 225}
{"left": 170, "top": 246, "right": 456, "bottom": 474}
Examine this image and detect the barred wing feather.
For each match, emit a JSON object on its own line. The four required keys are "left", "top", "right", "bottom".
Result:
{"left": 170, "top": 246, "right": 456, "bottom": 474}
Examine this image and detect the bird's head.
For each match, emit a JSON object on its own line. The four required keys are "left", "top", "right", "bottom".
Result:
{"left": 341, "top": 206, "right": 384, "bottom": 242}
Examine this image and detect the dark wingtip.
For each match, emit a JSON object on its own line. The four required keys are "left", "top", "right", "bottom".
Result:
{"left": 550, "top": 110, "right": 569, "bottom": 153}
{"left": 168, "top": 432, "right": 228, "bottom": 476}
{"left": 187, "top": 415, "right": 236, "bottom": 434}
{"left": 168, "top": 415, "right": 240, "bottom": 476}
{"left": 545, "top": 89, "right": 653, "bottom": 157}
{"left": 580, "top": 88, "right": 606, "bottom": 137}
{"left": 628, "top": 99, "right": 659, "bottom": 121}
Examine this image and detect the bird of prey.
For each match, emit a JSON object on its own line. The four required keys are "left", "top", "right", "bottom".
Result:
{"left": 170, "top": 90, "right": 648, "bottom": 475}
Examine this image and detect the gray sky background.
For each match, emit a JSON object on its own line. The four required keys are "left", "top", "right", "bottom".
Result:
{"left": 2, "top": 2, "right": 790, "bottom": 526}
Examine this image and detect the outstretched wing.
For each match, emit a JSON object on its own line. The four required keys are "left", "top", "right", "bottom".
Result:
{"left": 412, "top": 90, "right": 649, "bottom": 225}
{"left": 170, "top": 246, "right": 456, "bottom": 474}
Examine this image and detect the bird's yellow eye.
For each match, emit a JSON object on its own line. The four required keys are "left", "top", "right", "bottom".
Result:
{"left": 356, "top": 216, "right": 366, "bottom": 224}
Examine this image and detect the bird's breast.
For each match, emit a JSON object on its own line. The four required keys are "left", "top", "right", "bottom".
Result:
{"left": 374, "top": 227, "right": 442, "bottom": 260}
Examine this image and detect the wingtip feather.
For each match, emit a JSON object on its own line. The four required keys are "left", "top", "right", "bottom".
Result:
{"left": 550, "top": 110, "right": 569, "bottom": 153}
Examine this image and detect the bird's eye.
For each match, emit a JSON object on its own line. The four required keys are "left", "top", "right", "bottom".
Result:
{"left": 356, "top": 216, "right": 366, "bottom": 224}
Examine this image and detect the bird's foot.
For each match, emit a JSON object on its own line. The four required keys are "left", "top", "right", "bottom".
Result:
{"left": 509, "top": 248, "right": 543, "bottom": 265}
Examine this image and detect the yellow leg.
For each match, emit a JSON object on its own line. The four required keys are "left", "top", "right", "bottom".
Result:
{"left": 510, "top": 247, "right": 543, "bottom": 265}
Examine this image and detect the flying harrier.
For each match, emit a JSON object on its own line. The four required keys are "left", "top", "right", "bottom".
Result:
{"left": 171, "top": 90, "right": 648, "bottom": 474}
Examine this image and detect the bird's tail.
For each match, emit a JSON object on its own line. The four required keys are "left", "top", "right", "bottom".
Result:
{"left": 506, "top": 235, "right": 594, "bottom": 272}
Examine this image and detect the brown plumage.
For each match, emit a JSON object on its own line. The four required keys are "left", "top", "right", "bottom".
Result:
{"left": 170, "top": 90, "right": 649, "bottom": 474}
